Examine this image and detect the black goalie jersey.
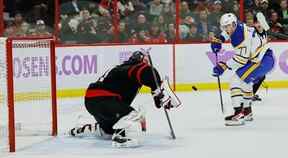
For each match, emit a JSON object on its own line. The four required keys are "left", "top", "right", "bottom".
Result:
{"left": 85, "top": 61, "right": 161, "bottom": 106}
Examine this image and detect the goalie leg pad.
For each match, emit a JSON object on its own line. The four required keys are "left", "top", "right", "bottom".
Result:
{"left": 113, "top": 110, "right": 144, "bottom": 130}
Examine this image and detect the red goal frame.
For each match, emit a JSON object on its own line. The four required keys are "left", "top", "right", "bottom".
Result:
{"left": 5, "top": 37, "right": 58, "bottom": 152}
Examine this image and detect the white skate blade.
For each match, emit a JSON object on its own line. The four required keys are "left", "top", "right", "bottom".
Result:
{"left": 244, "top": 114, "right": 253, "bottom": 121}
{"left": 225, "top": 120, "right": 245, "bottom": 126}
{"left": 112, "top": 138, "right": 141, "bottom": 148}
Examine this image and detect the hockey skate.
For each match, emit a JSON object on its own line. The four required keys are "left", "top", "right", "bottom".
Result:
{"left": 225, "top": 106, "right": 245, "bottom": 126}
{"left": 243, "top": 106, "right": 253, "bottom": 121}
{"left": 111, "top": 130, "right": 140, "bottom": 148}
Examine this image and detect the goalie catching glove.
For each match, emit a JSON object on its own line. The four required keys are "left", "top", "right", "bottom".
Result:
{"left": 152, "top": 78, "right": 181, "bottom": 109}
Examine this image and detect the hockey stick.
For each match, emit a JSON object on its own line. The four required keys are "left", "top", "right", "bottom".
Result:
{"left": 142, "top": 48, "right": 176, "bottom": 139}
{"left": 215, "top": 52, "right": 224, "bottom": 114}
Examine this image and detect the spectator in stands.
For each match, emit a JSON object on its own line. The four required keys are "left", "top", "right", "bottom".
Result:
{"left": 232, "top": 0, "right": 240, "bottom": 15}
{"left": 98, "top": 0, "right": 112, "bottom": 17}
{"left": 244, "top": 0, "right": 254, "bottom": 9}
{"left": 26, "top": 4, "right": 49, "bottom": 26}
{"left": 60, "top": 17, "right": 80, "bottom": 43}
{"left": 119, "top": 21, "right": 129, "bottom": 42}
{"left": 133, "top": 14, "right": 149, "bottom": 33}
{"left": 155, "top": 15, "right": 168, "bottom": 33}
{"left": 118, "top": 0, "right": 135, "bottom": 17}
{"left": 61, "top": 0, "right": 82, "bottom": 15}
{"left": 179, "top": 24, "right": 189, "bottom": 40}
{"left": 149, "top": 0, "right": 164, "bottom": 19}
{"left": 32, "top": 19, "right": 51, "bottom": 36}
{"left": 245, "top": 10, "right": 254, "bottom": 19}
{"left": 14, "top": 12, "right": 30, "bottom": 36}
{"left": 180, "top": 1, "right": 194, "bottom": 19}
{"left": 208, "top": 0, "right": 223, "bottom": 30}
{"left": 3, "top": 21, "right": 16, "bottom": 37}
{"left": 193, "top": 0, "right": 207, "bottom": 13}
{"left": 138, "top": 30, "right": 150, "bottom": 43}
{"left": 269, "top": 10, "right": 285, "bottom": 36}
{"left": 246, "top": 15, "right": 255, "bottom": 27}
{"left": 87, "top": 2, "right": 99, "bottom": 16}
{"left": 197, "top": 9, "right": 210, "bottom": 41}
{"left": 279, "top": 0, "right": 288, "bottom": 24}
{"left": 185, "top": 23, "right": 202, "bottom": 41}
{"left": 130, "top": 0, "right": 146, "bottom": 11}
{"left": 252, "top": 0, "right": 262, "bottom": 11}
{"left": 165, "top": 23, "right": 175, "bottom": 42}
{"left": 162, "top": 2, "right": 175, "bottom": 24}
{"left": 161, "top": 0, "right": 172, "bottom": 4}
{"left": 222, "top": 0, "right": 238, "bottom": 13}
{"left": 252, "top": 0, "right": 271, "bottom": 17}
{"left": 128, "top": 29, "right": 140, "bottom": 43}
{"left": 94, "top": 17, "right": 113, "bottom": 43}
{"left": 148, "top": 22, "right": 167, "bottom": 43}
{"left": 77, "top": 9, "right": 97, "bottom": 40}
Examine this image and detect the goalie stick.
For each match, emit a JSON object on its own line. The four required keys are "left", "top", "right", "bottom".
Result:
{"left": 141, "top": 48, "right": 177, "bottom": 140}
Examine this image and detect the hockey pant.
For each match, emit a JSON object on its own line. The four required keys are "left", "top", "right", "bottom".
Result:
{"left": 253, "top": 75, "right": 265, "bottom": 94}
{"left": 85, "top": 96, "right": 135, "bottom": 135}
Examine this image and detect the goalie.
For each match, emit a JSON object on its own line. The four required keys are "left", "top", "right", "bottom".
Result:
{"left": 211, "top": 12, "right": 274, "bottom": 126}
{"left": 69, "top": 51, "right": 180, "bottom": 147}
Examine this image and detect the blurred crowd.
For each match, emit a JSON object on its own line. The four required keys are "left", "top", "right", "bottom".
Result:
{"left": 2, "top": 0, "right": 288, "bottom": 43}
{"left": 3, "top": 0, "right": 54, "bottom": 37}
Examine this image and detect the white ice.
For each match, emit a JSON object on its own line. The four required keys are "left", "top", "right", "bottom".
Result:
{"left": 1, "top": 89, "right": 288, "bottom": 158}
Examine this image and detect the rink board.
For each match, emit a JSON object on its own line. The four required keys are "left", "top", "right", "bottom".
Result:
{"left": 4, "top": 43, "right": 288, "bottom": 100}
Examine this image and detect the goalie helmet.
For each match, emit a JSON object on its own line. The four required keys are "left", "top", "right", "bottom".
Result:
{"left": 220, "top": 13, "right": 237, "bottom": 31}
{"left": 125, "top": 51, "right": 145, "bottom": 65}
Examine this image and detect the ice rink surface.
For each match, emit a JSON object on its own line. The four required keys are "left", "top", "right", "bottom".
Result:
{"left": 1, "top": 89, "right": 288, "bottom": 158}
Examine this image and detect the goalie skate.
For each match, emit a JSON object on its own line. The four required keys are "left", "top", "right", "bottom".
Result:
{"left": 112, "top": 133, "right": 140, "bottom": 148}
{"left": 225, "top": 107, "right": 245, "bottom": 126}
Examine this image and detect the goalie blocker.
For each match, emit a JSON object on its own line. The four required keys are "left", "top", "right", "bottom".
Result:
{"left": 69, "top": 51, "right": 181, "bottom": 148}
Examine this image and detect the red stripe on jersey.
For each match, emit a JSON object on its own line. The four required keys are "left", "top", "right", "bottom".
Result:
{"left": 85, "top": 89, "right": 122, "bottom": 100}
{"left": 136, "top": 64, "right": 149, "bottom": 84}
{"left": 128, "top": 63, "right": 145, "bottom": 79}
{"left": 128, "top": 65, "right": 138, "bottom": 78}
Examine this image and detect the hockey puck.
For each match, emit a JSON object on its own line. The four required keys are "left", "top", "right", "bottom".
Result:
{"left": 192, "top": 86, "right": 198, "bottom": 91}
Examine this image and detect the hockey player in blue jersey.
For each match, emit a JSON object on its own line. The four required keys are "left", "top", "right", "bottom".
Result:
{"left": 211, "top": 13, "right": 274, "bottom": 126}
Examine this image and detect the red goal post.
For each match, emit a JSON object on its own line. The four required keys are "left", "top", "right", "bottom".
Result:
{"left": 0, "top": 37, "right": 57, "bottom": 152}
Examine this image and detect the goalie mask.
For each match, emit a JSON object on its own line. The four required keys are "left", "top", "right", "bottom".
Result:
{"left": 124, "top": 51, "right": 145, "bottom": 65}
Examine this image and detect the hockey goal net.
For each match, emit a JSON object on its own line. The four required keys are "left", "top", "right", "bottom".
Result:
{"left": 0, "top": 37, "right": 57, "bottom": 152}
